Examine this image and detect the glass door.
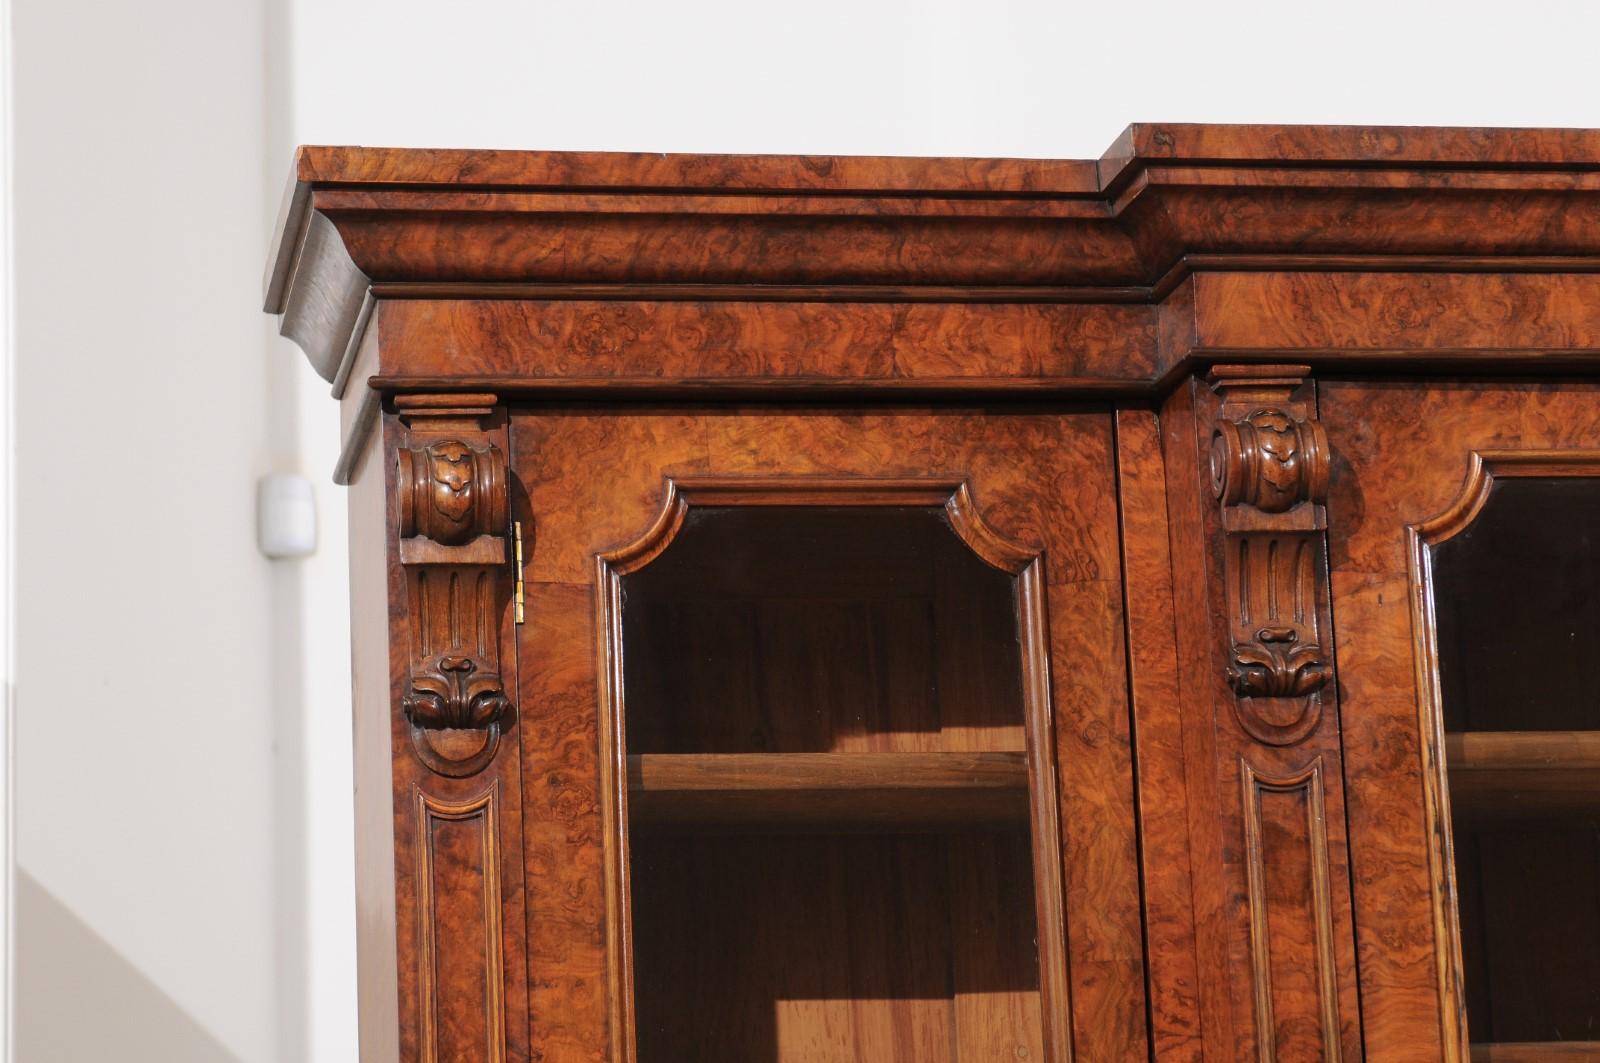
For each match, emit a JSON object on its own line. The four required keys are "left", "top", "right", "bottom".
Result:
{"left": 1429, "top": 472, "right": 1600, "bottom": 1057}
{"left": 511, "top": 406, "right": 1149, "bottom": 1063}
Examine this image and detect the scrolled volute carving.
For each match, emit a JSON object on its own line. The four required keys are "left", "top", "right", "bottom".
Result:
{"left": 1209, "top": 366, "right": 1334, "bottom": 747}
{"left": 1210, "top": 407, "right": 1330, "bottom": 513}
{"left": 395, "top": 408, "right": 515, "bottom": 777}
{"left": 398, "top": 440, "right": 509, "bottom": 545}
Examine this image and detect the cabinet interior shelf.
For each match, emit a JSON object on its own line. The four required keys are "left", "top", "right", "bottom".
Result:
{"left": 1470, "top": 1042, "right": 1600, "bottom": 1061}
{"left": 626, "top": 751, "right": 1029, "bottom": 828}
{"left": 1447, "top": 730, "right": 1600, "bottom": 821}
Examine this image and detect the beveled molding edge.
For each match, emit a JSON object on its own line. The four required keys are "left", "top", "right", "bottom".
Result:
{"left": 264, "top": 123, "right": 1600, "bottom": 385}
{"left": 1405, "top": 448, "right": 1600, "bottom": 1063}
{"left": 396, "top": 394, "right": 515, "bottom": 778}
{"left": 591, "top": 476, "right": 1075, "bottom": 1063}
{"left": 1209, "top": 365, "right": 1333, "bottom": 747}
{"left": 414, "top": 782, "right": 508, "bottom": 1063}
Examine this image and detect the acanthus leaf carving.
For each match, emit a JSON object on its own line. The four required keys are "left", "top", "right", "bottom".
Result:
{"left": 403, "top": 654, "right": 513, "bottom": 732}
{"left": 1229, "top": 627, "right": 1330, "bottom": 700}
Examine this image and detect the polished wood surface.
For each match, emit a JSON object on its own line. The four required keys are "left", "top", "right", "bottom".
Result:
{"left": 626, "top": 752, "right": 1029, "bottom": 827}
{"left": 630, "top": 829, "right": 1045, "bottom": 1062}
{"left": 1446, "top": 732, "right": 1600, "bottom": 820}
{"left": 268, "top": 124, "right": 1600, "bottom": 410}
{"left": 1162, "top": 370, "right": 1364, "bottom": 1061}
{"left": 1324, "top": 382, "right": 1600, "bottom": 1060}
{"left": 518, "top": 407, "right": 1144, "bottom": 1062}
{"left": 1446, "top": 731, "right": 1600, "bottom": 769}
{"left": 1469, "top": 1043, "right": 1600, "bottom": 1062}
{"left": 266, "top": 126, "right": 1600, "bottom": 1062}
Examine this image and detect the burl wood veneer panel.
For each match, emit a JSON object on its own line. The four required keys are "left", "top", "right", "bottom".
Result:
{"left": 1194, "top": 273, "right": 1600, "bottom": 356}
{"left": 1115, "top": 410, "right": 1207, "bottom": 1062}
{"left": 377, "top": 299, "right": 1158, "bottom": 390}
{"left": 1321, "top": 380, "right": 1600, "bottom": 1061}
{"left": 511, "top": 406, "right": 1149, "bottom": 1062}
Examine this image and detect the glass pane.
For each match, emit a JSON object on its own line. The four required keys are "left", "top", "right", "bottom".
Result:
{"left": 620, "top": 505, "right": 1045, "bottom": 1062}
{"left": 1434, "top": 477, "right": 1600, "bottom": 1045}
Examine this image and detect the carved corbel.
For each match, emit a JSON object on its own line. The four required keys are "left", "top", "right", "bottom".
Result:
{"left": 395, "top": 394, "right": 514, "bottom": 777}
{"left": 1209, "top": 366, "right": 1332, "bottom": 746}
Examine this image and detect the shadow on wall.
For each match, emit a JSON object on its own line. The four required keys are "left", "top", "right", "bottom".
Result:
{"left": 16, "top": 870, "right": 243, "bottom": 1062}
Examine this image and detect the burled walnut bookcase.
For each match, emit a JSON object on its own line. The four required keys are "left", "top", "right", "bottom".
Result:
{"left": 266, "top": 125, "right": 1600, "bottom": 1062}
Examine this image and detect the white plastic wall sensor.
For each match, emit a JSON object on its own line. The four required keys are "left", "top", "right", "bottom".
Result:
{"left": 257, "top": 473, "right": 318, "bottom": 560}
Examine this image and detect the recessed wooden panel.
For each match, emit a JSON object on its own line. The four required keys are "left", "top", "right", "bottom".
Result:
{"left": 415, "top": 786, "right": 507, "bottom": 1063}
{"left": 1240, "top": 758, "right": 1343, "bottom": 1063}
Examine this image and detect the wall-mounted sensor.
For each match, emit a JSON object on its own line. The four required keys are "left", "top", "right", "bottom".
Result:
{"left": 257, "top": 473, "right": 318, "bottom": 559}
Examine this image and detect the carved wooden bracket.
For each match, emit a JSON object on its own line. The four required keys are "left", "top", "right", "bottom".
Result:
{"left": 1209, "top": 366, "right": 1333, "bottom": 746}
{"left": 396, "top": 395, "right": 513, "bottom": 777}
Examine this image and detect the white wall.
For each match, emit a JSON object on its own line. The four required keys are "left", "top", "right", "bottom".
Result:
{"left": 12, "top": 0, "right": 1600, "bottom": 1059}
{"left": 12, "top": 0, "right": 281, "bottom": 1058}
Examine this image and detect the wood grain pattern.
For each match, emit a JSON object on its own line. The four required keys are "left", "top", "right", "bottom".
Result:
{"left": 280, "top": 128, "right": 1600, "bottom": 1063}
{"left": 1239, "top": 757, "right": 1343, "bottom": 1063}
{"left": 508, "top": 407, "right": 1147, "bottom": 1062}
{"left": 1321, "top": 381, "right": 1600, "bottom": 1061}
{"left": 378, "top": 409, "right": 531, "bottom": 1063}
{"left": 269, "top": 128, "right": 1600, "bottom": 416}
{"left": 514, "top": 580, "right": 608, "bottom": 1063}
{"left": 1166, "top": 373, "right": 1364, "bottom": 1061}
{"left": 1194, "top": 272, "right": 1600, "bottom": 358}
{"left": 626, "top": 752, "right": 1029, "bottom": 827}
{"left": 376, "top": 298, "right": 1158, "bottom": 390}
{"left": 1114, "top": 409, "right": 1205, "bottom": 1061}
{"left": 1447, "top": 728, "right": 1600, "bottom": 831}
{"left": 1157, "top": 379, "right": 1241, "bottom": 1059}
{"left": 415, "top": 785, "right": 507, "bottom": 1063}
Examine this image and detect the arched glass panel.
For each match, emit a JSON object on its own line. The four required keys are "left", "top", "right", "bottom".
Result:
{"left": 1435, "top": 477, "right": 1600, "bottom": 1049}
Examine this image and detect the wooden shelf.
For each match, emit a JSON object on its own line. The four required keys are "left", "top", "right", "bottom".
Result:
{"left": 1447, "top": 731, "right": 1600, "bottom": 821}
{"left": 1470, "top": 1042, "right": 1600, "bottom": 1061}
{"left": 626, "top": 751, "right": 1029, "bottom": 828}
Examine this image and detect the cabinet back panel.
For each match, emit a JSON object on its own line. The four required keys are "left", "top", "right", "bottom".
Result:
{"left": 622, "top": 506, "right": 1025, "bottom": 754}
{"left": 630, "top": 830, "right": 1043, "bottom": 1063}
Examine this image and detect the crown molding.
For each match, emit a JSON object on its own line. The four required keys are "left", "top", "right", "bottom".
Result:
{"left": 265, "top": 123, "right": 1600, "bottom": 388}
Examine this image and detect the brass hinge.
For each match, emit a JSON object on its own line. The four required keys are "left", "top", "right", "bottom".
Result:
{"left": 512, "top": 520, "right": 526, "bottom": 625}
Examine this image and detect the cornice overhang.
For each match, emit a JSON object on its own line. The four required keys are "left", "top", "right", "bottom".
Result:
{"left": 265, "top": 123, "right": 1600, "bottom": 388}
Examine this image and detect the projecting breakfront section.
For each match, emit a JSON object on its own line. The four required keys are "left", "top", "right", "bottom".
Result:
{"left": 266, "top": 126, "right": 1600, "bottom": 1062}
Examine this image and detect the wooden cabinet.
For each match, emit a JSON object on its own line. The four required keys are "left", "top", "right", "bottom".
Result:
{"left": 265, "top": 125, "right": 1600, "bottom": 1061}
